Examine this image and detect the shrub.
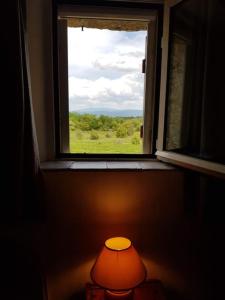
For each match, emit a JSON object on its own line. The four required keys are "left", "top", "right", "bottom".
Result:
{"left": 90, "top": 131, "right": 99, "bottom": 140}
{"left": 127, "top": 126, "right": 135, "bottom": 136}
{"left": 105, "top": 131, "right": 112, "bottom": 138}
{"left": 131, "top": 134, "right": 140, "bottom": 145}
{"left": 116, "top": 126, "right": 127, "bottom": 138}
{"left": 76, "top": 130, "right": 83, "bottom": 140}
{"left": 69, "top": 120, "right": 75, "bottom": 131}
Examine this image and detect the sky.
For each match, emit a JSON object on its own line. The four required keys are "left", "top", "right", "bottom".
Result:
{"left": 68, "top": 27, "right": 146, "bottom": 112}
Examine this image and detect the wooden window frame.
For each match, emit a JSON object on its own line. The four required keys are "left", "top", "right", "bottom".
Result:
{"left": 53, "top": 1, "right": 163, "bottom": 159}
{"left": 156, "top": 0, "right": 225, "bottom": 178}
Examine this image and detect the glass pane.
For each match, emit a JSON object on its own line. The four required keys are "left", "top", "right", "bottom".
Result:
{"left": 165, "top": 0, "right": 225, "bottom": 164}
{"left": 166, "top": 34, "right": 188, "bottom": 150}
{"left": 67, "top": 19, "right": 147, "bottom": 154}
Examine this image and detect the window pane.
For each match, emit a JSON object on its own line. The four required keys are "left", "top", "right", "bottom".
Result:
{"left": 67, "top": 19, "right": 147, "bottom": 154}
{"left": 165, "top": 0, "right": 225, "bottom": 164}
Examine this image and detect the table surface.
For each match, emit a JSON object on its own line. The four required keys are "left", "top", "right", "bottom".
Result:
{"left": 86, "top": 280, "right": 166, "bottom": 300}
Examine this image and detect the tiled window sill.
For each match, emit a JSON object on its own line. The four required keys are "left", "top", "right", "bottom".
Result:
{"left": 40, "top": 160, "right": 176, "bottom": 171}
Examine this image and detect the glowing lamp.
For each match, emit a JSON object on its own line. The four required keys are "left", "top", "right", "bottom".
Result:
{"left": 91, "top": 237, "right": 146, "bottom": 299}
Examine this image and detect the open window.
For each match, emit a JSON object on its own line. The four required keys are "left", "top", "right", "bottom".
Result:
{"left": 54, "top": 3, "right": 160, "bottom": 158}
{"left": 157, "top": 0, "right": 225, "bottom": 176}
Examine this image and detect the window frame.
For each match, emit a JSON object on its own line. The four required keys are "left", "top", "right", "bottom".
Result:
{"left": 52, "top": 0, "right": 163, "bottom": 159}
{"left": 156, "top": 0, "right": 225, "bottom": 178}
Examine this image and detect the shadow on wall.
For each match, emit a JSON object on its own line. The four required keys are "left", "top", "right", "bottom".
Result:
{"left": 0, "top": 235, "right": 46, "bottom": 300}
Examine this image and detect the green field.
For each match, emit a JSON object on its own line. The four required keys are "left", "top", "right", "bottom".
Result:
{"left": 69, "top": 113, "right": 143, "bottom": 154}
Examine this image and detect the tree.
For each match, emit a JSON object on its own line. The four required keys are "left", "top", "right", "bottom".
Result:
{"left": 116, "top": 126, "right": 127, "bottom": 138}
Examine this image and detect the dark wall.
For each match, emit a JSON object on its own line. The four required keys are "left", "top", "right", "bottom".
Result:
{"left": 0, "top": 233, "right": 45, "bottom": 300}
{"left": 196, "top": 175, "right": 225, "bottom": 300}
{"left": 181, "top": 171, "right": 225, "bottom": 300}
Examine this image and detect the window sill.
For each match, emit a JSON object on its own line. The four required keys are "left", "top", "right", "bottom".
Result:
{"left": 40, "top": 159, "right": 176, "bottom": 171}
{"left": 156, "top": 150, "right": 225, "bottom": 179}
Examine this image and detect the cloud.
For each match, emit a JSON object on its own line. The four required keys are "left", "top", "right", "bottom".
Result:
{"left": 69, "top": 73, "right": 144, "bottom": 111}
{"left": 69, "top": 65, "right": 123, "bottom": 79}
{"left": 68, "top": 27, "right": 146, "bottom": 111}
{"left": 118, "top": 50, "right": 145, "bottom": 58}
{"left": 93, "top": 54, "right": 142, "bottom": 72}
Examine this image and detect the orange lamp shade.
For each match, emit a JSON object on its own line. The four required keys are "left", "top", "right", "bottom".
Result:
{"left": 91, "top": 237, "right": 146, "bottom": 291}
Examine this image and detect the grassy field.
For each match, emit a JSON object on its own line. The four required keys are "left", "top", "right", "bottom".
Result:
{"left": 69, "top": 113, "right": 143, "bottom": 154}
{"left": 70, "top": 130, "right": 142, "bottom": 154}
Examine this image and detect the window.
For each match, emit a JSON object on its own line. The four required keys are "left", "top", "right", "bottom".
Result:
{"left": 54, "top": 2, "right": 161, "bottom": 158}
{"left": 157, "top": 0, "right": 225, "bottom": 176}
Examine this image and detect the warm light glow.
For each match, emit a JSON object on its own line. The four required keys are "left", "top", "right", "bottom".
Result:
{"left": 105, "top": 237, "right": 131, "bottom": 251}
{"left": 91, "top": 237, "right": 146, "bottom": 291}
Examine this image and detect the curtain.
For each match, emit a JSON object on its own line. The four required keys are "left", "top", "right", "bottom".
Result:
{"left": 0, "top": 2, "right": 47, "bottom": 298}
{"left": 1, "top": 0, "right": 44, "bottom": 222}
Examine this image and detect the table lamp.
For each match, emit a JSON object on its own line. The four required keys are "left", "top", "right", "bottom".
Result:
{"left": 91, "top": 237, "right": 146, "bottom": 300}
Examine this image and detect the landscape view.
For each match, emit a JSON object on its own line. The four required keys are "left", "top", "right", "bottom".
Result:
{"left": 69, "top": 109, "right": 143, "bottom": 154}
{"left": 68, "top": 24, "right": 146, "bottom": 153}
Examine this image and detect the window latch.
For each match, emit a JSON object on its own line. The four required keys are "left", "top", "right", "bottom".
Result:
{"left": 140, "top": 125, "right": 144, "bottom": 138}
{"left": 142, "top": 58, "right": 146, "bottom": 74}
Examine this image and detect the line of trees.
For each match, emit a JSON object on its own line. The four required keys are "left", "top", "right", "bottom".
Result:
{"left": 69, "top": 112, "right": 142, "bottom": 138}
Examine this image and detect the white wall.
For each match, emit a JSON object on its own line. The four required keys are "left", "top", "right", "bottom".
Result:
{"left": 27, "top": 0, "right": 55, "bottom": 161}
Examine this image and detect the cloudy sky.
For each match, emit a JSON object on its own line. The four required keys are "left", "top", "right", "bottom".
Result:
{"left": 68, "top": 27, "right": 146, "bottom": 112}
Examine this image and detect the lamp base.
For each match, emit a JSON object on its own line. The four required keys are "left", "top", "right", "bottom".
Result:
{"left": 86, "top": 280, "right": 166, "bottom": 300}
{"left": 105, "top": 290, "right": 133, "bottom": 300}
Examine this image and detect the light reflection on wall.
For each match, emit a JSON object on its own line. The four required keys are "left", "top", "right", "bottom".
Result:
{"left": 44, "top": 170, "right": 185, "bottom": 300}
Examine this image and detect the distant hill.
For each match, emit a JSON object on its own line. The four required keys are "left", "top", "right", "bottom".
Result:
{"left": 72, "top": 108, "right": 143, "bottom": 117}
